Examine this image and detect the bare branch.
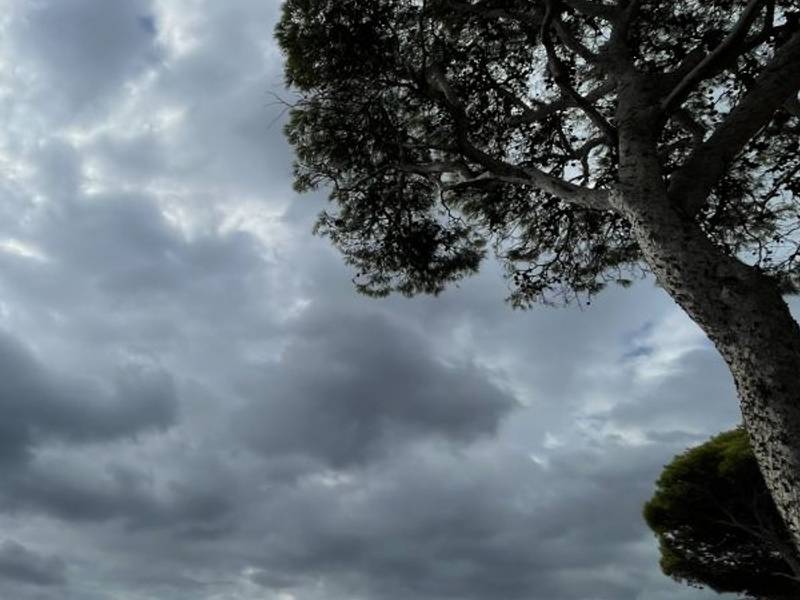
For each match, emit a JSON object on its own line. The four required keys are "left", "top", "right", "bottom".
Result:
{"left": 541, "top": 0, "right": 618, "bottom": 146}
{"left": 425, "top": 64, "right": 611, "bottom": 210}
{"left": 672, "top": 108, "right": 706, "bottom": 146}
{"left": 785, "top": 93, "right": 800, "bottom": 117}
{"left": 613, "top": 0, "right": 642, "bottom": 39}
{"left": 574, "top": 137, "right": 608, "bottom": 183}
{"left": 668, "top": 28, "right": 800, "bottom": 216}
{"left": 662, "top": 2, "right": 781, "bottom": 94}
{"left": 552, "top": 18, "right": 601, "bottom": 63}
{"left": 665, "top": 47, "right": 706, "bottom": 83}
{"left": 661, "top": 0, "right": 768, "bottom": 114}
{"left": 509, "top": 81, "right": 615, "bottom": 125}
{"left": 396, "top": 161, "right": 474, "bottom": 179}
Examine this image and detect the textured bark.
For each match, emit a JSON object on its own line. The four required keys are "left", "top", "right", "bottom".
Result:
{"left": 613, "top": 76, "right": 800, "bottom": 554}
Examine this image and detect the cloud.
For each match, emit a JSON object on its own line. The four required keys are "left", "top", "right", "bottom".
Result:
{"left": 0, "top": 331, "right": 177, "bottom": 467}
{"left": 9, "top": 0, "right": 161, "bottom": 119}
{"left": 234, "top": 309, "right": 518, "bottom": 468}
{"left": 0, "top": 540, "right": 66, "bottom": 587}
{"left": 236, "top": 439, "right": 714, "bottom": 600}
{"left": 1, "top": 457, "right": 237, "bottom": 536}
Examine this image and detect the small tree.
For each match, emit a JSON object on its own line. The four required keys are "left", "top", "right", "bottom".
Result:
{"left": 275, "top": 0, "right": 800, "bottom": 551}
{"left": 644, "top": 428, "right": 800, "bottom": 599}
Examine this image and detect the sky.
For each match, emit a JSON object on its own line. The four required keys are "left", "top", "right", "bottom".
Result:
{"left": 0, "top": 1, "right": 757, "bottom": 599}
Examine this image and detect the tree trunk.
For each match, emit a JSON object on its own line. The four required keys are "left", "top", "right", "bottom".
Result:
{"left": 613, "top": 79, "right": 800, "bottom": 555}
{"left": 639, "top": 210, "right": 800, "bottom": 555}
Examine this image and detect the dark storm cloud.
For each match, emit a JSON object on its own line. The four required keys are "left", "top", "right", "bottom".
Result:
{"left": 2, "top": 458, "right": 236, "bottom": 536}
{"left": 235, "top": 310, "right": 518, "bottom": 468}
{"left": 0, "top": 541, "right": 66, "bottom": 587}
{"left": 0, "top": 331, "right": 176, "bottom": 466}
{"left": 37, "top": 192, "right": 267, "bottom": 307}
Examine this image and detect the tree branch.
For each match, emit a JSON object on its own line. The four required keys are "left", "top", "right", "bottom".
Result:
{"left": 661, "top": 2, "right": 781, "bottom": 95}
{"left": 396, "top": 160, "right": 474, "bottom": 179}
{"left": 785, "top": 93, "right": 800, "bottom": 117}
{"left": 668, "top": 27, "right": 800, "bottom": 216}
{"left": 562, "top": 0, "right": 616, "bottom": 20}
{"left": 661, "top": 0, "right": 768, "bottom": 115}
{"left": 612, "top": 0, "right": 641, "bottom": 40}
{"left": 509, "top": 81, "right": 615, "bottom": 125}
{"left": 440, "top": 0, "right": 540, "bottom": 24}
{"left": 541, "top": 0, "right": 618, "bottom": 146}
{"left": 424, "top": 64, "right": 611, "bottom": 210}
{"left": 672, "top": 108, "right": 706, "bottom": 146}
{"left": 552, "top": 18, "right": 601, "bottom": 64}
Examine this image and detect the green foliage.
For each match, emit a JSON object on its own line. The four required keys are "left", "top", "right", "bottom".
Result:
{"left": 644, "top": 428, "right": 800, "bottom": 599}
{"left": 276, "top": 0, "right": 800, "bottom": 304}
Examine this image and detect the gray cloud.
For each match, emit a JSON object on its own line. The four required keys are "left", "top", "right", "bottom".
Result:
{"left": 0, "top": 541, "right": 66, "bottom": 587}
{"left": 0, "top": 331, "right": 176, "bottom": 466}
{"left": 10, "top": 0, "right": 160, "bottom": 119}
{"left": 2, "top": 458, "right": 236, "bottom": 537}
{"left": 236, "top": 439, "right": 716, "bottom": 600}
{"left": 235, "top": 309, "right": 517, "bottom": 468}
{"left": 604, "top": 346, "right": 740, "bottom": 440}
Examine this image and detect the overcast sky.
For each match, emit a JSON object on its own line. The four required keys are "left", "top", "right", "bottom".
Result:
{"left": 0, "top": 1, "right": 757, "bottom": 599}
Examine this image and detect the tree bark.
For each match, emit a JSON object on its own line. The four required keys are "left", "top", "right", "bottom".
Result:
{"left": 613, "top": 76, "right": 800, "bottom": 555}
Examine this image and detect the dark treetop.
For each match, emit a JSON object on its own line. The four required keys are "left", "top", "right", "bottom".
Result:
{"left": 644, "top": 428, "right": 800, "bottom": 599}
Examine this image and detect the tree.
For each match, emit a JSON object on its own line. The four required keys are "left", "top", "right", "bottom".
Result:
{"left": 644, "top": 428, "right": 800, "bottom": 599}
{"left": 275, "top": 0, "right": 800, "bottom": 551}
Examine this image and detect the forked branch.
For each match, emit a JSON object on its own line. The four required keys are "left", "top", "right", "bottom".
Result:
{"left": 668, "top": 28, "right": 800, "bottom": 215}
{"left": 661, "top": 0, "right": 769, "bottom": 115}
{"left": 424, "top": 64, "right": 612, "bottom": 210}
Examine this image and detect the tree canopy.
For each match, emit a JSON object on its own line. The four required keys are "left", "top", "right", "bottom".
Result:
{"left": 276, "top": 0, "right": 800, "bottom": 305}
{"left": 644, "top": 428, "right": 800, "bottom": 599}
